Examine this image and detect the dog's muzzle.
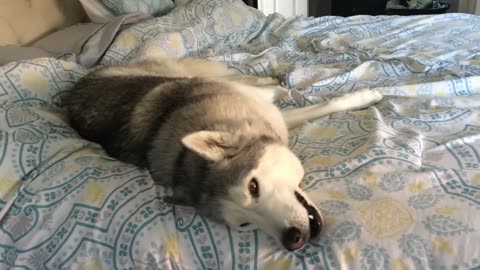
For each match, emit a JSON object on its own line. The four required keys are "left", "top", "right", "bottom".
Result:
{"left": 280, "top": 191, "right": 322, "bottom": 251}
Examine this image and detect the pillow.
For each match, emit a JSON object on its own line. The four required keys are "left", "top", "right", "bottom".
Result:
{"left": 0, "top": 45, "right": 53, "bottom": 65}
{"left": 173, "top": 0, "right": 191, "bottom": 6}
{"left": 79, "top": 0, "right": 175, "bottom": 23}
{"left": 79, "top": 0, "right": 116, "bottom": 23}
{"left": 102, "top": 0, "right": 175, "bottom": 16}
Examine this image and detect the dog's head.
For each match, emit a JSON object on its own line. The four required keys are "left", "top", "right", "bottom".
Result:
{"left": 174, "top": 130, "right": 323, "bottom": 251}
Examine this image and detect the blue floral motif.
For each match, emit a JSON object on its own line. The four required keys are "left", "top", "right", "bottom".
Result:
{"left": 120, "top": 187, "right": 133, "bottom": 197}
{"left": 423, "top": 215, "right": 474, "bottom": 236}
{"left": 320, "top": 200, "right": 350, "bottom": 215}
{"left": 327, "top": 221, "right": 361, "bottom": 244}
{"left": 56, "top": 228, "right": 68, "bottom": 239}
{"left": 46, "top": 242, "right": 57, "bottom": 253}
{"left": 346, "top": 182, "right": 373, "bottom": 201}
{"left": 119, "top": 244, "right": 128, "bottom": 256}
{"left": 336, "top": 164, "right": 351, "bottom": 175}
{"left": 201, "top": 246, "right": 213, "bottom": 259}
{"left": 125, "top": 222, "right": 138, "bottom": 234}
{"left": 107, "top": 200, "right": 118, "bottom": 211}
{"left": 372, "top": 149, "right": 386, "bottom": 156}
{"left": 140, "top": 206, "right": 154, "bottom": 218}
{"left": 379, "top": 173, "right": 406, "bottom": 192}
{"left": 239, "top": 242, "right": 250, "bottom": 254}
{"left": 136, "top": 178, "right": 148, "bottom": 186}
{"left": 360, "top": 245, "right": 390, "bottom": 270}
{"left": 44, "top": 192, "right": 56, "bottom": 202}
{"left": 192, "top": 222, "right": 205, "bottom": 236}
{"left": 408, "top": 193, "right": 439, "bottom": 209}
{"left": 299, "top": 246, "right": 322, "bottom": 265}
{"left": 238, "top": 264, "right": 250, "bottom": 270}
{"left": 398, "top": 234, "right": 434, "bottom": 269}
{"left": 2, "top": 247, "right": 17, "bottom": 266}
{"left": 85, "top": 211, "right": 98, "bottom": 223}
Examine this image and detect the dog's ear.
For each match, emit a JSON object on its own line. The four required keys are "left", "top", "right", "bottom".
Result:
{"left": 181, "top": 131, "right": 243, "bottom": 161}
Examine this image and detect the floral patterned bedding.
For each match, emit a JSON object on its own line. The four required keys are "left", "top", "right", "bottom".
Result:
{"left": 1, "top": 0, "right": 480, "bottom": 269}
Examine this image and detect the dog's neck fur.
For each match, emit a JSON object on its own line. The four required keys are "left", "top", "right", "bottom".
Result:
{"left": 209, "top": 118, "right": 283, "bottom": 144}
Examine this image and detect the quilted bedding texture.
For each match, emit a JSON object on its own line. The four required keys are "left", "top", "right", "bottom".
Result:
{"left": 1, "top": 0, "right": 480, "bottom": 269}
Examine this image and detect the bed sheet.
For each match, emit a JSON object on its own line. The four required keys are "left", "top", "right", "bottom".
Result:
{"left": 1, "top": 0, "right": 480, "bottom": 269}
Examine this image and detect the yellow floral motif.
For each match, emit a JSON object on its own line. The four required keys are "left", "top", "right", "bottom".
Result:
{"left": 170, "top": 34, "right": 183, "bottom": 50}
{"left": 304, "top": 156, "right": 335, "bottom": 168}
{"left": 146, "top": 46, "right": 167, "bottom": 58}
{"left": 327, "top": 190, "right": 345, "bottom": 200}
{"left": 459, "top": 97, "right": 471, "bottom": 104}
{"left": 165, "top": 234, "right": 180, "bottom": 258}
{"left": 323, "top": 216, "right": 336, "bottom": 230}
{"left": 435, "top": 206, "right": 459, "bottom": 215}
{"left": 75, "top": 257, "right": 104, "bottom": 270}
{"left": 363, "top": 172, "right": 378, "bottom": 187}
{"left": 0, "top": 179, "right": 19, "bottom": 198}
{"left": 228, "top": 9, "right": 242, "bottom": 25}
{"left": 393, "top": 257, "right": 410, "bottom": 270}
{"left": 432, "top": 238, "right": 454, "bottom": 254}
{"left": 407, "top": 85, "right": 416, "bottom": 95}
{"left": 84, "top": 182, "right": 104, "bottom": 206}
{"left": 305, "top": 124, "right": 338, "bottom": 140}
{"left": 340, "top": 245, "right": 359, "bottom": 267}
{"left": 60, "top": 60, "right": 75, "bottom": 68}
{"left": 117, "top": 32, "right": 137, "bottom": 49}
{"left": 357, "top": 198, "right": 413, "bottom": 239}
{"left": 22, "top": 69, "right": 48, "bottom": 95}
{"left": 408, "top": 181, "right": 424, "bottom": 193}
{"left": 437, "top": 89, "right": 448, "bottom": 97}
{"left": 474, "top": 174, "right": 480, "bottom": 185}
{"left": 264, "top": 257, "right": 292, "bottom": 270}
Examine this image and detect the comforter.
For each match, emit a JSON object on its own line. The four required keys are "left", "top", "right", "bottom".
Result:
{"left": 1, "top": 0, "right": 480, "bottom": 269}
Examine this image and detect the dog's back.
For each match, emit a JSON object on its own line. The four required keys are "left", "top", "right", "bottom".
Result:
{"left": 67, "top": 60, "right": 287, "bottom": 184}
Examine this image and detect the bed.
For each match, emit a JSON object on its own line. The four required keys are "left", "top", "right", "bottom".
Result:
{"left": 1, "top": 0, "right": 480, "bottom": 269}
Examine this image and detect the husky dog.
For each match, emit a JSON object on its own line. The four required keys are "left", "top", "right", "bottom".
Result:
{"left": 66, "top": 58, "right": 382, "bottom": 251}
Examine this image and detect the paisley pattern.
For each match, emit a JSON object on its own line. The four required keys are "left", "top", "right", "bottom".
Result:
{"left": 423, "top": 215, "right": 474, "bottom": 236}
{"left": 1, "top": 0, "right": 480, "bottom": 268}
{"left": 360, "top": 245, "right": 390, "bottom": 270}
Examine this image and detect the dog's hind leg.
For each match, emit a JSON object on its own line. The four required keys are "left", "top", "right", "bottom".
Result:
{"left": 282, "top": 89, "right": 383, "bottom": 130}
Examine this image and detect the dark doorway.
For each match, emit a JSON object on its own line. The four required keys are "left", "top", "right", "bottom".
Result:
{"left": 242, "top": 0, "right": 258, "bottom": 8}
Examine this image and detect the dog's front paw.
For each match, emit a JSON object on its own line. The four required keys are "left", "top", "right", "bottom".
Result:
{"left": 257, "top": 76, "right": 281, "bottom": 86}
{"left": 358, "top": 89, "right": 383, "bottom": 103}
{"left": 330, "top": 89, "right": 383, "bottom": 110}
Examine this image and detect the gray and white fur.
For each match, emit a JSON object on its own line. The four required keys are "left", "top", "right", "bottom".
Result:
{"left": 66, "top": 58, "right": 383, "bottom": 251}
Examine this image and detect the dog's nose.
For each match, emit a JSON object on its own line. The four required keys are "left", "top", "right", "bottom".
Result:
{"left": 281, "top": 227, "right": 306, "bottom": 251}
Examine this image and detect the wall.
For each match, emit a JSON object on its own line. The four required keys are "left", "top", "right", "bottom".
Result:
{"left": 444, "top": 0, "right": 459, "bottom": 11}
{"left": 257, "top": 0, "right": 309, "bottom": 17}
{"left": 458, "top": 0, "right": 480, "bottom": 14}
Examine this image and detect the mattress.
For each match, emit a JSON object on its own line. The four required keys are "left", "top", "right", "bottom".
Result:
{"left": 1, "top": 0, "right": 480, "bottom": 269}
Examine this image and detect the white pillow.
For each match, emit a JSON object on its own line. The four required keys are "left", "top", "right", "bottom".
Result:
{"left": 79, "top": 0, "right": 175, "bottom": 23}
{"left": 79, "top": 0, "right": 116, "bottom": 23}
{"left": 102, "top": 0, "right": 175, "bottom": 16}
{"left": 174, "top": 0, "right": 191, "bottom": 6}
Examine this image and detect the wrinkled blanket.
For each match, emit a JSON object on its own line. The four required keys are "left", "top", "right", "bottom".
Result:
{"left": 1, "top": 0, "right": 480, "bottom": 269}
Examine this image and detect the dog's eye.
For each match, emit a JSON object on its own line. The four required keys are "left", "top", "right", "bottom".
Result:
{"left": 248, "top": 178, "right": 259, "bottom": 197}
